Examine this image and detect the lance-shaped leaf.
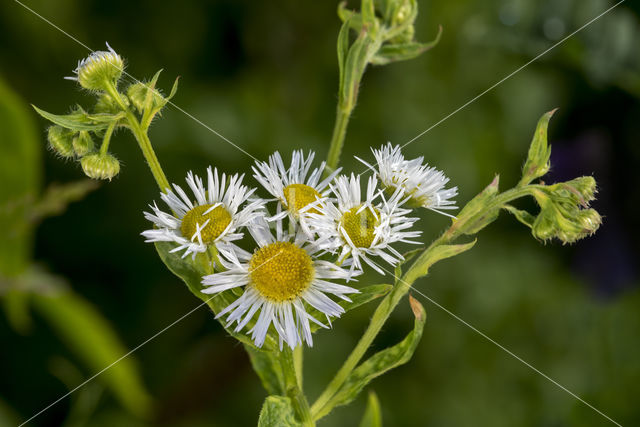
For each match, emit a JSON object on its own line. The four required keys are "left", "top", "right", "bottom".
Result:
{"left": 359, "top": 391, "right": 383, "bottom": 427}
{"left": 257, "top": 396, "right": 300, "bottom": 427}
{"left": 403, "top": 240, "right": 476, "bottom": 285}
{"left": 520, "top": 109, "right": 556, "bottom": 186}
{"left": 32, "top": 106, "right": 117, "bottom": 131}
{"left": 451, "top": 175, "right": 501, "bottom": 236}
{"left": 372, "top": 26, "right": 442, "bottom": 65}
{"left": 321, "top": 296, "right": 426, "bottom": 414}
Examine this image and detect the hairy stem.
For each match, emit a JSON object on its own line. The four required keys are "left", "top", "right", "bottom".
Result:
{"left": 104, "top": 82, "right": 170, "bottom": 192}
{"left": 325, "top": 108, "right": 351, "bottom": 176}
{"left": 100, "top": 121, "right": 117, "bottom": 155}
{"left": 280, "top": 346, "right": 314, "bottom": 426}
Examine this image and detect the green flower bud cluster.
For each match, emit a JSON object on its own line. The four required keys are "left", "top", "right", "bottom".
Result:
{"left": 531, "top": 177, "right": 601, "bottom": 244}
{"left": 35, "top": 44, "right": 178, "bottom": 186}
{"left": 47, "top": 125, "right": 120, "bottom": 181}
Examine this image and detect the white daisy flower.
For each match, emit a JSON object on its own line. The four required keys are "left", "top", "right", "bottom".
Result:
{"left": 252, "top": 150, "right": 340, "bottom": 223}
{"left": 358, "top": 143, "right": 458, "bottom": 216}
{"left": 202, "top": 219, "right": 359, "bottom": 349}
{"left": 142, "top": 167, "right": 265, "bottom": 259}
{"left": 65, "top": 42, "right": 124, "bottom": 91}
{"left": 306, "top": 174, "right": 421, "bottom": 274}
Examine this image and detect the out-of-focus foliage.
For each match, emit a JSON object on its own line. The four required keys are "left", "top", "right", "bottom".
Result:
{"left": 0, "top": 76, "right": 151, "bottom": 423}
{"left": 0, "top": 0, "right": 638, "bottom": 426}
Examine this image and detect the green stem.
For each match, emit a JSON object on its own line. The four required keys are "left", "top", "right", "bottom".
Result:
{"left": 104, "top": 82, "right": 170, "bottom": 192}
{"left": 100, "top": 122, "right": 116, "bottom": 155}
{"left": 128, "top": 117, "right": 171, "bottom": 192}
{"left": 325, "top": 107, "right": 351, "bottom": 177}
{"left": 280, "top": 346, "right": 314, "bottom": 426}
{"left": 310, "top": 232, "right": 448, "bottom": 420}
{"left": 311, "top": 184, "right": 540, "bottom": 419}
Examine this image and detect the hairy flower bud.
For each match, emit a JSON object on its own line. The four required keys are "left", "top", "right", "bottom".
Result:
{"left": 559, "top": 176, "right": 597, "bottom": 205}
{"left": 66, "top": 43, "right": 124, "bottom": 91}
{"left": 127, "top": 82, "right": 165, "bottom": 114}
{"left": 72, "top": 131, "right": 95, "bottom": 157}
{"left": 47, "top": 126, "right": 75, "bottom": 158}
{"left": 80, "top": 153, "right": 120, "bottom": 181}
{"left": 95, "top": 92, "right": 128, "bottom": 114}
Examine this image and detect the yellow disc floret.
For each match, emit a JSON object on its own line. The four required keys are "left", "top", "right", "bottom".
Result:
{"left": 283, "top": 184, "right": 322, "bottom": 215}
{"left": 180, "top": 204, "right": 232, "bottom": 243}
{"left": 249, "top": 242, "right": 314, "bottom": 302}
{"left": 340, "top": 205, "right": 380, "bottom": 248}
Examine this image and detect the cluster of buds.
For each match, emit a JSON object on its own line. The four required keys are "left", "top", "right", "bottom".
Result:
{"left": 531, "top": 177, "right": 601, "bottom": 243}
{"left": 37, "top": 44, "right": 178, "bottom": 182}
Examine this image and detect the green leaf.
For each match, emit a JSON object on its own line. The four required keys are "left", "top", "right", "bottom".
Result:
{"left": 324, "top": 296, "right": 426, "bottom": 412}
{"left": 361, "top": 0, "right": 377, "bottom": 30}
{"left": 337, "top": 2, "right": 362, "bottom": 31}
{"left": 372, "top": 26, "right": 442, "bottom": 65}
{"left": 404, "top": 240, "right": 476, "bottom": 284}
{"left": 337, "top": 17, "right": 352, "bottom": 93}
{"left": 245, "top": 345, "right": 286, "bottom": 395}
{"left": 394, "top": 247, "right": 424, "bottom": 280}
{"left": 308, "top": 284, "right": 393, "bottom": 332}
{"left": 0, "top": 75, "right": 40, "bottom": 277}
{"left": 32, "top": 287, "right": 152, "bottom": 417}
{"left": 503, "top": 205, "right": 535, "bottom": 229}
{"left": 359, "top": 391, "right": 383, "bottom": 427}
{"left": 520, "top": 109, "right": 556, "bottom": 185}
{"left": 32, "top": 106, "right": 116, "bottom": 131}
{"left": 453, "top": 175, "right": 501, "bottom": 236}
{"left": 257, "top": 395, "right": 301, "bottom": 427}
{"left": 166, "top": 76, "right": 180, "bottom": 102}
{"left": 154, "top": 242, "right": 273, "bottom": 350}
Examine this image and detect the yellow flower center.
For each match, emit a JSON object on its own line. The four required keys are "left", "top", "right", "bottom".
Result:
{"left": 283, "top": 183, "right": 322, "bottom": 215}
{"left": 180, "top": 204, "right": 232, "bottom": 243}
{"left": 249, "top": 242, "right": 314, "bottom": 302}
{"left": 340, "top": 205, "right": 380, "bottom": 248}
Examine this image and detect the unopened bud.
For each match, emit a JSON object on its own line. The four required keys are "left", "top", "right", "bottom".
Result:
{"left": 47, "top": 126, "right": 75, "bottom": 158}
{"left": 560, "top": 176, "right": 597, "bottom": 206}
{"left": 80, "top": 153, "right": 120, "bottom": 181}
{"left": 66, "top": 43, "right": 124, "bottom": 91}
{"left": 127, "top": 82, "right": 165, "bottom": 114}
{"left": 95, "top": 92, "right": 128, "bottom": 114}
{"left": 72, "top": 131, "right": 95, "bottom": 156}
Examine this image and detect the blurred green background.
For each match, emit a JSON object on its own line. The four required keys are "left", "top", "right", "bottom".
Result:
{"left": 1, "top": 0, "right": 639, "bottom": 425}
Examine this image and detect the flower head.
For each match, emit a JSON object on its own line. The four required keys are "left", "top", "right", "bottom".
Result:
{"left": 202, "top": 219, "right": 358, "bottom": 349}
{"left": 65, "top": 42, "right": 124, "bottom": 91}
{"left": 252, "top": 150, "right": 340, "bottom": 223}
{"left": 306, "top": 174, "right": 421, "bottom": 274}
{"left": 142, "top": 167, "right": 264, "bottom": 259}
{"left": 359, "top": 143, "right": 458, "bottom": 215}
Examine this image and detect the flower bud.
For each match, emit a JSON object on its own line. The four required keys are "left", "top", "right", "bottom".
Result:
{"left": 47, "top": 126, "right": 75, "bottom": 158}
{"left": 67, "top": 43, "right": 124, "bottom": 91}
{"left": 560, "top": 176, "right": 597, "bottom": 205}
{"left": 80, "top": 153, "right": 120, "bottom": 181}
{"left": 95, "top": 92, "right": 128, "bottom": 114}
{"left": 72, "top": 131, "right": 95, "bottom": 157}
{"left": 127, "top": 82, "right": 165, "bottom": 114}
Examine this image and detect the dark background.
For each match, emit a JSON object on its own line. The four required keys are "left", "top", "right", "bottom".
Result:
{"left": 1, "top": 0, "right": 639, "bottom": 425}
